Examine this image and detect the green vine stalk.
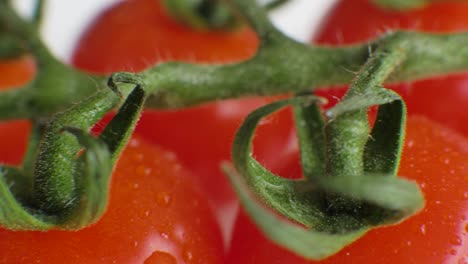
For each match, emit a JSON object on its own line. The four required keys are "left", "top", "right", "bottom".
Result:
{"left": 0, "top": 0, "right": 462, "bottom": 260}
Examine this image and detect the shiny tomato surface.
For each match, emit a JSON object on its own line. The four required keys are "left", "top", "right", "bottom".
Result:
{"left": 228, "top": 116, "right": 468, "bottom": 263}
{"left": 0, "top": 137, "right": 224, "bottom": 263}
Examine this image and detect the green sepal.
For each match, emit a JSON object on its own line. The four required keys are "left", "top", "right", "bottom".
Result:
{"left": 317, "top": 174, "right": 423, "bottom": 225}
{"left": 228, "top": 93, "right": 424, "bottom": 260}
{"left": 364, "top": 96, "right": 406, "bottom": 175}
{"left": 0, "top": 35, "right": 27, "bottom": 59}
{"left": 325, "top": 87, "right": 400, "bottom": 120}
{"left": 372, "top": 0, "right": 430, "bottom": 10}
{"left": 99, "top": 85, "right": 146, "bottom": 161}
{"left": 0, "top": 85, "right": 146, "bottom": 231}
{"left": 59, "top": 85, "right": 147, "bottom": 229}
{"left": 223, "top": 164, "right": 367, "bottom": 260}
{"left": 0, "top": 167, "right": 51, "bottom": 230}
{"left": 293, "top": 97, "right": 327, "bottom": 181}
{"left": 162, "top": 0, "right": 239, "bottom": 31}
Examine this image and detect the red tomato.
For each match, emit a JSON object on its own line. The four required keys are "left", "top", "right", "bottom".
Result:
{"left": 0, "top": 56, "right": 224, "bottom": 263}
{"left": 227, "top": 116, "right": 468, "bottom": 263}
{"left": 72, "top": 0, "right": 258, "bottom": 72}
{"left": 72, "top": 0, "right": 294, "bottom": 224}
{"left": 313, "top": 0, "right": 468, "bottom": 136}
{"left": 0, "top": 56, "right": 35, "bottom": 165}
{"left": 0, "top": 136, "right": 224, "bottom": 263}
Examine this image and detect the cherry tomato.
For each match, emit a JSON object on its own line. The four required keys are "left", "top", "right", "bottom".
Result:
{"left": 0, "top": 136, "right": 224, "bottom": 263}
{"left": 313, "top": 0, "right": 468, "bottom": 136}
{"left": 0, "top": 56, "right": 224, "bottom": 263}
{"left": 227, "top": 116, "right": 468, "bottom": 263}
{"left": 72, "top": 0, "right": 294, "bottom": 224}
{"left": 227, "top": 1, "right": 468, "bottom": 262}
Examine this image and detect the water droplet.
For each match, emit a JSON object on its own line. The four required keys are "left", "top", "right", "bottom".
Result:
{"left": 450, "top": 235, "right": 463, "bottom": 246}
{"left": 136, "top": 165, "right": 150, "bottom": 176}
{"left": 164, "top": 151, "right": 177, "bottom": 161}
{"left": 129, "top": 138, "right": 141, "bottom": 147}
{"left": 133, "top": 183, "right": 139, "bottom": 189}
{"left": 183, "top": 250, "right": 194, "bottom": 262}
{"left": 420, "top": 224, "right": 426, "bottom": 235}
{"left": 134, "top": 241, "right": 139, "bottom": 247}
{"left": 132, "top": 153, "right": 144, "bottom": 162}
{"left": 420, "top": 182, "right": 426, "bottom": 189}
{"left": 161, "top": 232, "right": 169, "bottom": 240}
{"left": 157, "top": 192, "right": 172, "bottom": 207}
{"left": 449, "top": 249, "right": 458, "bottom": 256}
{"left": 444, "top": 158, "right": 450, "bottom": 165}
{"left": 407, "top": 140, "right": 414, "bottom": 148}
{"left": 435, "top": 201, "right": 442, "bottom": 205}
{"left": 145, "top": 210, "right": 150, "bottom": 217}
{"left": 173, "top": 224, "right": 186, "bottom": 242}
{"left": 406, "top": 240, "right": 412, "bottom": 246}
{"left": 144, "top": 251, "right": 177, "bottom": 264}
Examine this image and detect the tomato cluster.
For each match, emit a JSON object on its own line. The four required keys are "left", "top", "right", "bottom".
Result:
{"left": 0, "top": 0, "right": 467, "bottom": 263}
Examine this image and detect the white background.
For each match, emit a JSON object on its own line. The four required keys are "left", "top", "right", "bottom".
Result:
{"left": 13, "top": 0, "right": 336, "bottom": 61}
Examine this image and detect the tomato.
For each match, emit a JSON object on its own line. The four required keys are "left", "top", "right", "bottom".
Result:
{"left": 227, "top": 116, "right": 468, "bottom": 263}
{"left": 0, "top": 56, "right": 35, "bottom": 165}
{"left": 72, "top": 0, "right": 258, "bottom": 72}
{"left": 72, "top": 0, "right": 294, "bottom": 231}
{"left": 0, "top": 136, "right": 224, "bottom": 263}
{"left": 227, "top": 1, "right": 468, "bottom": 262}
{"left": 0, "top": 50, "right": 223, "bottom": 263}
{"left": 313, "top": 0, "right": 468, "bottom": 136}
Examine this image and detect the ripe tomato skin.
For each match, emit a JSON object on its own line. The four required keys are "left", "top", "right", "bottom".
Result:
{"left": 72, "top": 0, "right": 258, "bottom": 73}
{"left": 0, "top": 137, "right": 224, "bottom": 264}
{"left": 0, "top": 56, "right": 35, "bottom": 166}
{"left": 227, "top": 117, "right": 468, "bottom": 263}
{"left": 0, "top": 56, "right": 223, "bottom": 263}
{"left": 72, "top": 0, "right": 293, "bottom": 213}
{"left": 313, "top": 0, "right": 468, "bottom": 136}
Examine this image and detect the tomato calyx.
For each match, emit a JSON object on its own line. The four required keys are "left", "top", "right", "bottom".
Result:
{"left": 161, "top": 0, "right": 290, "bottom": 31}
{"left": 224, "top": 35, "right": 426, "bottom": 260}
{"left": 161, "top": 0, "right": 240, "bottom": 31}
{"left": 0, "top": 83, "right": 146, "bottom": 231}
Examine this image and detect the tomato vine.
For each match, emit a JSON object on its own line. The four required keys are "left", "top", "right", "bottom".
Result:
{"left": 0, "top": 0, "right": 466, "bottom": 261}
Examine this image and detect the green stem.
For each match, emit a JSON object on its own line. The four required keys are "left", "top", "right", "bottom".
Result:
{"left": 32, "top": 89, "right": 120, "bottom": 213}
{"left": 263, "top": 0, "right": 289, "bottom": 10}
{"left": 32, "top": 0, "right": 45, "bottom": 29}
{"left": 162, "top": 0, "right": 239, "bottom": 30}
{"left": 0, "top": 1, "right": 105, "bottom": 120}
{"left": 326, "top": 34, "right": 408, "bottom": 177}
{"left": 138, "top": 31, "right": 468, "bottom": 109}
{"left": 0, "top": 2, "right": 52, "bottom": 64}
{"left": 372, "top": 0, "right": 431, "bottom": 10}
{"left": 1, "top": 0, "right": 468, "bottom": 121}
